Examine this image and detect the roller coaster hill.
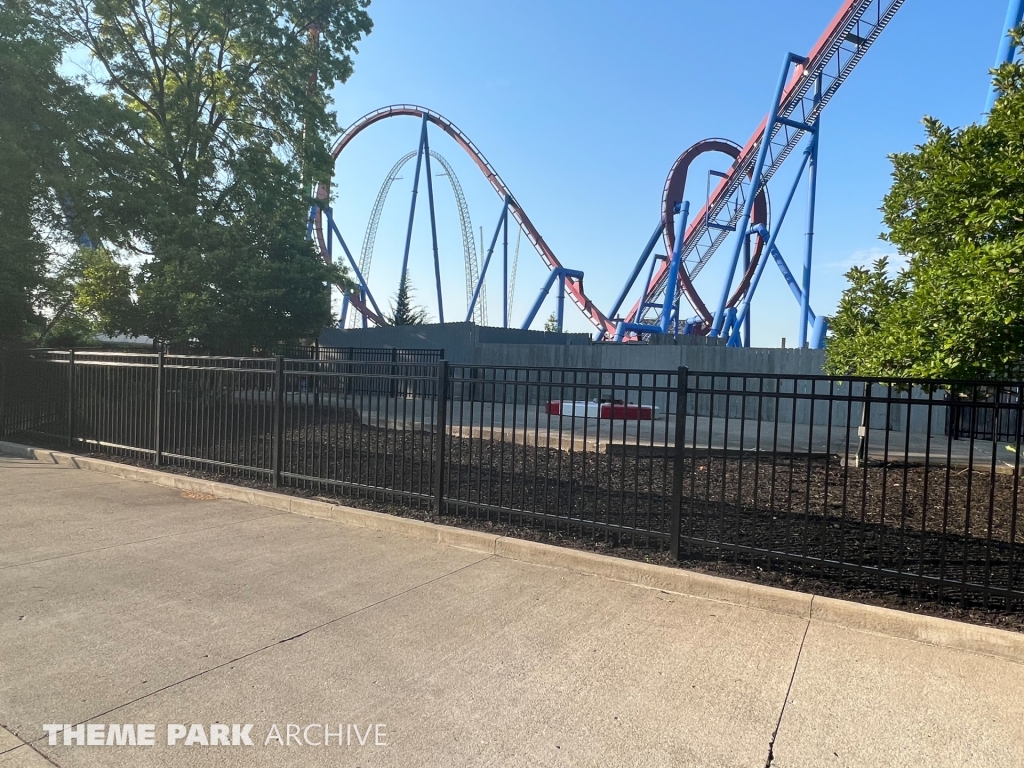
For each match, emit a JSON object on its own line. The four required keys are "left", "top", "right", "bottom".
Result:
{"left": 309, "top": 0, "right": 1024, "bottom": 351}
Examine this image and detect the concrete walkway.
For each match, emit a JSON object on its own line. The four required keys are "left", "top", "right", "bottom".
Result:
{"left": 0, "top": 455, "right": 1021, "bottom": 767}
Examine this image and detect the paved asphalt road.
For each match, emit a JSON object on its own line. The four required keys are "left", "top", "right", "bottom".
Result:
{"left": 0, "top": 454, "right": 1021, "bottom": 767}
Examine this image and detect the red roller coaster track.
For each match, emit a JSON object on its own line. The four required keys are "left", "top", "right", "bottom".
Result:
{"left": 316, "top": 105, "right": 615, "bottom": 335}
{"left": 319, "top": 0, "right": 904, "bottom": 337}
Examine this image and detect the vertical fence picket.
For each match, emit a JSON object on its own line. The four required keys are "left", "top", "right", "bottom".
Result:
{"left": 434, "top": 360, "right": 449, "bottom": 516}
{"left": 66, "top": 349, "right": 76, "bottom": 449}
{"left": 669, "top": 366, "right": 689, "bottom": 560}
{"left": 154, "top": 348, "right": 164, "bottom": 466}
{"left": 272, "top": 355, "right": 284, "bottom": 488}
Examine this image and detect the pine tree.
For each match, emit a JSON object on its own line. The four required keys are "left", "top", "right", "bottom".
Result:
{"left": 543, "top": 312, "right": 560, "bottom": 333}
{"left": 388, "top": 273, "right": 429, "bottom": 326}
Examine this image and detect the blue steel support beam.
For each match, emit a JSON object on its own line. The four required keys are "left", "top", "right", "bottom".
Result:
{"left": 742, "top": 231, "right": 751, "bottom": 347}
{"left": 727, "top": 229, "right": 819, "bottom": 348}
{"left": 770, "top": 244, "right": 813, "bottom": 317}
{"left": 727, "top": 238, "right": 821, "bottom": 348}
{"left": 422, "top": 121, "right": 444, "bottom": 323}
{"left": 988, "top": 0, "right": 1024, "bottom": 112}
{"left": 325, "top": 208, "right": 384, "bottom": 320}
{"left": 521, "top": 268, "right": 585, "bottom": 330}
{"left": 555, "top": 272, "right": 566, "bottom": 332}
{"left": 305, "top": 205, "right": 317, "bottom": 241}
{"left": 657, "top": 202, "right": 690, "bottom": 335}
{"left": 727, "top": 140, "right": 814, "bottom": 342}
{"left": 799, "top": 78, "right": 821, "bottom": 348}
{"left": 466, "top": 196, "right": 510, "bottom": 322}
{"left": 595, "top": 221, "right": 665, "bottom": 341}
{"left": 613, "top": 202, "right": 690, "bottom": 341}
{"left": 503, "top": 208, "right": 509, "bottom": 328}
{"left": 810, "top": 315, "right": 828, "bottom": 349}
{"left": 521, "top": 271, "right": 560, "bottom": 331}
{"left": 399, "top": 115, "right": 429, "bottom": 287}
{"left": 710, "top": 53, "right": 806, "bottom": 337}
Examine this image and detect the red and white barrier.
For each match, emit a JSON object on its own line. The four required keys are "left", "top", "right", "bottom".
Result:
{"left": 544, "top": 400, "right": 656, "bottom": 421}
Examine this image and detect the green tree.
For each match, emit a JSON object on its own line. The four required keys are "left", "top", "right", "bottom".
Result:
{"left": 827, "top": 32, "right": 1024, "bottom": 380}
{"left": 62, "top": 0, "right": 372, "bottom": 350}
{"left": 543, "top": 312, "right": 559, "bottom": 332}
{"left": 0, "top": 0, "right": 125, "bottom": 345}
{"left": 387, "top": 274, "right": 429, "bottom": 326}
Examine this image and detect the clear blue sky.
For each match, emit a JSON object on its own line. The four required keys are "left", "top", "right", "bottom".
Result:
{"left": 328, "top": 0, "right": 1012, "bottom": 345}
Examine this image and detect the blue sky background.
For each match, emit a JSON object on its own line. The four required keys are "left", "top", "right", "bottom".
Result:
{"left": 327, "top": 0, "right": 1013, "bottom": 345}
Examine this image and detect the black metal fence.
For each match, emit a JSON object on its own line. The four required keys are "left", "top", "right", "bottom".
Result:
{"left": 164, "top": 342, "right": 445, "bottom": 365}
{"left": 1, "top": 350, "right": 1022, "bottom": 612}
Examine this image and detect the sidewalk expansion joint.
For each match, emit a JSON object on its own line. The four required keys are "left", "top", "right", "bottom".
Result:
{"left": 0, "top": 722, "right": 63, "bottom": 766}
{"left": 15, "top": 554, "right": 494, "bottom": 748}
{"left": 0, "top": 512, "right": 292, "bottom": 571}
{"left": 764, "top": 614, "right": 811, "bottom": 768}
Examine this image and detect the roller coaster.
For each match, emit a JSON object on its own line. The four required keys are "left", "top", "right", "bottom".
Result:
{"left": 310, "top": 0, "right": 1024, "bottom": 347}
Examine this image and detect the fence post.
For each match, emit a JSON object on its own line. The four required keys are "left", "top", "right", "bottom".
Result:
{"left": 389, "top": 347, "right": 398, "bottom": 398}
{"left": 272, "top": 355, "right": 285, "bottom": 488}
{"left": 856, "top": 382, "right": 870, "bottom": 466}
{"left": 154, "top": 347, "right": 165, "bottom": 466}
{"left": 312, "top": 341, "right": 320, "bottom": 408}
{"left": 0, "top": 348, "right": 8, "bottom": 438}
{"left": 669, "top": 366, "right": 689, "bottom": 560}
{"left": 433, "top": 360, "right": 449, "bottom": 516}
{"left": 67, "top": 349, "right": 76, "bottom": 449}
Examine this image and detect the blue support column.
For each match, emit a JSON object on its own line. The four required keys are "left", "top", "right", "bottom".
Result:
{"left": 658, "top": 203, "right": 690, "bottom": 336}
{"left": 325, "top": 208, "right": 384, "bottom": 319}
{"left": 422, "top": 126, "right": 444, "bottom": 323}
{"left": 466, "top": 196, "right": 510, "bottom": 322}
{"left": 399, "top": 115, "right": 429, "bottom": 286}
{"left": 521, "top": 271, "right": 559, "bottom": 330}
{"left": 503, "top": 208, "right": 509, "bottom": 328}
{"left": 555, "top": 273, "right": 566, "bottom": 332}
{"left": 810, "top": 315, "right": 828, "bottom": 349}
{"left": 799, "top": 78, "right": 821, "bottom": 349}
{"left": 771, "top": 244, "right": 814, "bottom": 316}
{"left": 742, "top": 232, "right": 751, "bottom": 346}
{"left": 987, "top": 0, "right": 1024, "bottom": 112}
{"left": 326, "top": 208, "right": 333, "bottom": 262}
{"left": 710, "top": 53, "right": 806, "bottom": 337}
{"left": 597, "top": 221, "right": 664, "bottom": 340}
{"left": 613, "top": 202, "right": 690, "bottom": 341}
{"left": 305, "top": 205, "right": 317, "bottom": 241}
{"left": 728, "top": 139, "right": 814, "bottom": 340}
{"left": 521, "top": 268, "right": 585, "bottom": 330}
{"left": 340, "top": 294, "right": 350, "bottom": 328}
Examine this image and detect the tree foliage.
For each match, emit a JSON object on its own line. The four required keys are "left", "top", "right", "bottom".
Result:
{"left": 827, "top": 33, "right": 1024, "bottom": 380}
{"left": 387, "top": 274, "right": 429, "bottom": 326}
{"left": 0, "top": 0, "right": 125, "bottom": 345}
{"left": 543, "top": 312, "right": 559, "bottom": 332}
{"left": 62, "top": 0, "right": 372, "bottom": 350}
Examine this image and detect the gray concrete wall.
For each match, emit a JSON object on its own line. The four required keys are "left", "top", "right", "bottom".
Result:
{"left": 319, "top": 323, "right": 591, "bottom": 364}
{"left": 473, "top": 341, "right": 826, "bottom": 376}
{"left": 319, "top": 323, "right": 827, "bottom": 375}
{"left": 315, "top": 325, "right": 959, "bottom": 436}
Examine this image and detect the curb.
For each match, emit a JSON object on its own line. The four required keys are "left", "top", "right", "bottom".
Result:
{"left": 3, "top": 440, "right": 1023, "bottom": 664}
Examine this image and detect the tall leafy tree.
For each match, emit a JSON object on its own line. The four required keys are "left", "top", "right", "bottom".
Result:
{"left": 0, "top": 0, "right": 126, "bottom": 345}
{"left": 828, "top": 31, "right": 1024, "bottom": 380}
{"left": 63, "top": 0, "right": 371, "bottom": 350}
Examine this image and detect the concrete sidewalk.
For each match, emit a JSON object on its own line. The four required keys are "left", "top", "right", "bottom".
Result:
{"left": 0, "top": 455, "right": 1021, "bottom": 767}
